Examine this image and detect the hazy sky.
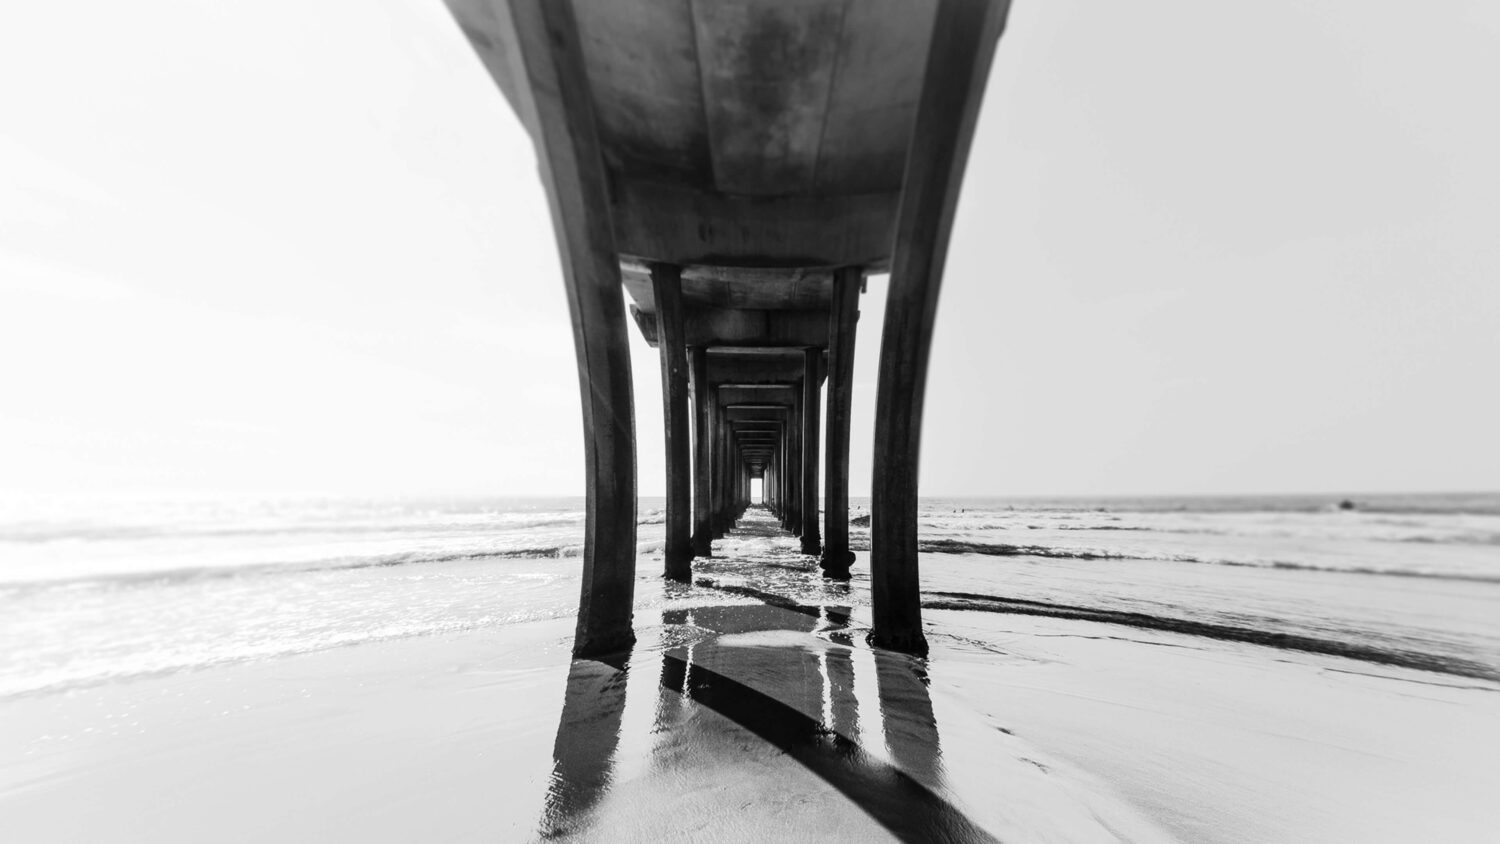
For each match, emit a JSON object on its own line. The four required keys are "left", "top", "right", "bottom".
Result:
{"left": 2, "top": 0, "right": 1496, "bottom": 499}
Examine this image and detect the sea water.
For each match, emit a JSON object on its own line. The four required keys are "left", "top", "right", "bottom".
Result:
{"left": 3, "top": 492, "right": 1497, "bottom": 698}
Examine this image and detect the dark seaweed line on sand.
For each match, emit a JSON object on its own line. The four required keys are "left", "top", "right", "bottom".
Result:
{"left": 923, "top": 591, "right": 1500, "bottom": 683}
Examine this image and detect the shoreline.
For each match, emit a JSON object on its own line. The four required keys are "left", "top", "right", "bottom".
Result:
{"left": 4, "top": 590, "right": 1498, "bottom": 842}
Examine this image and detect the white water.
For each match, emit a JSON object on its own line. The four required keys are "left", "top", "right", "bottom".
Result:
{"left": 3, "top": 492, "right": 1498, "bottom": 697}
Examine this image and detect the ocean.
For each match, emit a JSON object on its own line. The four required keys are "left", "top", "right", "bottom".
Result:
{"left": 3, "top": 492, "right": 1498, "bottom": 699}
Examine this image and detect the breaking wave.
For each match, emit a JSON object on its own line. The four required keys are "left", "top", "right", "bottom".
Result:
{"left": 890, "top": 538, "right": 1500, "bottom": 583}
{"left": 1, "top": 544, "right": 588, "bottom": 595}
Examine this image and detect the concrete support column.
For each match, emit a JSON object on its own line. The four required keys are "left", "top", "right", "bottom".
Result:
{"left": 651, "top": 263, "right": 692, "bottom": 581}
{"left": 774, "top": 434, "right": 783, "bottom": 522}
{"left": 800, "top": 348, "right": 823, "bottom": 556}
{"left": 736, "top": 451, "right": 747, "bottom": 517}
{"left": 711, "top": 409, "right": 726, "bottom": 537}
{"left": 689, "top": 347, "right": 712, "bottom": 557}
{"left": 779, "top": 428, "right": 788, "bottom": 524}
{"left": 787, "top": 392, "right": 802, "bottom": 537}
{"left": 765, "top": 462, "right": 774, "bottom": 514}
{"left": 774, "top": 449, "right": 786, "bottom": 515}
{"left": 726, "top": 429, "right": 738, "bottom": 526}
{"left": 503, "top": 0, "right": 639, "bottom": 658}
{"left": 822, "top": 267, "right": 861, "bottom": 578}
{"left": 869, "top": 0, "right": 1010, "bottom": 656}
{"left": 721, "top": 416, "right": 731, "bottom": 531}
{"left": 774, "top": 452, "right": 786, "bottom": 518}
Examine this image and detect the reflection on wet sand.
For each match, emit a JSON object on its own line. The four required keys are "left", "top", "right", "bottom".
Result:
{"left": 538, "top": 653, "right": 631, "bottom": 839}
{"left": 538, "top": 603, "right": 997, "bottom": 842}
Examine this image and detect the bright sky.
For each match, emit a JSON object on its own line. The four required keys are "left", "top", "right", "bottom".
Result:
{"left": 2, "top": 0, "right": 1497, "bottom": 499}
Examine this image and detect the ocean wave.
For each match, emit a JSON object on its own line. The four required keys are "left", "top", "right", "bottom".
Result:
{"left": 0, "top": 515, "right": 587, "bottom": 544}
{"left": 899, "top": 539, "right": 1500, "bottom": 583}
{"left": 0, "top": 544, "right": 588, "bottom": 595}
{"left": 1396, "top": 533, "right": 1500, "bottom": 546}
{"left": 921, "top": 590, "right": 1500, "bottom": 683}
{"left": 0, "top": 604, "right": 578, "bottom": 700}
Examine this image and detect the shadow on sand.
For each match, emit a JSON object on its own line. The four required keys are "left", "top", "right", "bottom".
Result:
{"left": 538, "top": 602, "right": 997, "bottom": 842}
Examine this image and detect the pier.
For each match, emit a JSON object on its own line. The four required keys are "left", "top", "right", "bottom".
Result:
{"left": 444, "top": 0, "right": 1012, "bottom": 657}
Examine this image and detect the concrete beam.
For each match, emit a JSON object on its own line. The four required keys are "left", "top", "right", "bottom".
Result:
{"left": 620, "top": 261, "right": 834, "bottom": 312}
{"left": 629, "top": 306, "right": 829, "bottom": 349}
{"left": 610, "top": 179, "right": 898, "bottom": 268}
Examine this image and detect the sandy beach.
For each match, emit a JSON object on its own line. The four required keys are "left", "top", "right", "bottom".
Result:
{"left": 4, "top": 506, "right": 1497, "bottom": 842}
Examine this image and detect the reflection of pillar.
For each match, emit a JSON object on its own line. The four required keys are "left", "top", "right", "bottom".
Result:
{"left": 871, "top": 0, "right": 1009, "bottom": 655}
{"left": 689, "top": 347, "right": 712, "bottom": 557}
{"left": 539, "top": 656, "right": 631, "bottom": 837}
{"left": 821, "top": 267, "right": 860, "bottom": 578}
{"left": 822, "top": 640, "right": 859, "bottom": 751}
{"left": 801, "top": 348, "right": 823, "bottom": 555}
{"left": 501, "top": 0, "right": 636, "bottom": 657}
{"left": 873, "top": 651, "right": 942, "bottom": 787}
{"left": 652, "top": 263, "right": 691, "bottom": 581}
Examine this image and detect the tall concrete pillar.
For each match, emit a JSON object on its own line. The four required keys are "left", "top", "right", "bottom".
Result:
{"left": 822, "top": 267, "right": 860, "bottom": 578}
{"left": 870, "top": 0, "right": 1010, "bottom": 656}
{"left": 779, "top": 413, "right": 790, "bottom": 529}
{"left": 499, "top": 0, "right": 639, "bottom": 658}
{"left": 716, "top": 414, "right": 732, "bottom": 537}
{"left": 778, "top": 428, "right": 788, "bottom": 524}
{"left": 651, "top": 263, "right": 692, "bottom": 581}
{"left": 800, "top": 348, "right": 823, "bottom": 556}
{"left": 774, "top": 449, "right": 782, "bottom": 516}
{"left": 773, "top": 433, "right": 783, "bottom": 522}
{"left": 711, "top": 409, "right": 725, "bottom": 537}
{"left": 737, "top": 451, "right": 747, "bottom": 517}
{"left": 689, "top": 347, "right": 712, "bottom": 557}
{"left": 766, "top": 462, "right": 774, "bottom": 514}
{"left": 787, "top": 390, "right": 802, "bottom": 537}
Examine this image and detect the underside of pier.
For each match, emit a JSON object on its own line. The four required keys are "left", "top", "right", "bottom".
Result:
{"left": 445, "top": 0, "right": 1012, "bottom": 656}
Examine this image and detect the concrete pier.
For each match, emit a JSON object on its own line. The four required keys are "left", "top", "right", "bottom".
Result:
{"left": 445, "top": 0, "right": 1012, "bottom": 656}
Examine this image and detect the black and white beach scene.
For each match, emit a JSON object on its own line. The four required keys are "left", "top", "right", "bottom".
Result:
{"left": 2, "top": 1, "right": 1498, "bottom": 841}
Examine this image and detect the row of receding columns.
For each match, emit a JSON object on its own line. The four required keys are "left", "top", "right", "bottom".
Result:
{"left": 492, "top": 0, "right": 1011, "bottom": 659}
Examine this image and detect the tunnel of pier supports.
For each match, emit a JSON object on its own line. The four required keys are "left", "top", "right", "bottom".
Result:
{"left": 445, "top": 0, "right": 1012, "bottom": 657}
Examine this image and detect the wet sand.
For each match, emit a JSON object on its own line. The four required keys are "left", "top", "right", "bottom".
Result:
{"left": 3, "top": 508, "right": 1497, "bottom": 841}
